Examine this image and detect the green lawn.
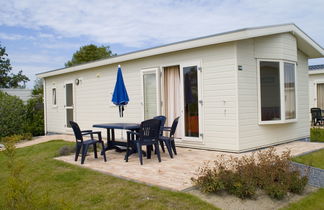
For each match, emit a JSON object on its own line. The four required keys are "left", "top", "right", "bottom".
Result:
{"left": 283, "top": 149, "right": 324, "bottom": 210}
{"left": 292, "top": 149, "right": 324, "bottom": 169}
{"left": 281, "top": 188, "right": 324, "bottom": 210}
{"left": 0, "top": 140, "right": 217, "bottom": 210}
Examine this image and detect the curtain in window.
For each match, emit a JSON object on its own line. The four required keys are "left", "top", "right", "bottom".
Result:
{"left": 317, "top": 84, "right": 324, "bottom": 109}
{"left": 164, "top": 66, "right": 180, "bottom": 137}
{"left": 284, "top": 63, "right": 296, "bottom": 119}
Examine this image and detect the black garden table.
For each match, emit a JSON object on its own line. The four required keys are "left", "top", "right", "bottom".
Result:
{"left": 92, "top": 123, "right": 140, "bottom": 153}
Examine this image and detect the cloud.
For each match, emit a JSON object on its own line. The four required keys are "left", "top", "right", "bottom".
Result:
{"left": 0, "top": 32, "right": 34, "bottom": 40}
{"left": 0, "top": 0, "right": 323, "bottom": 48}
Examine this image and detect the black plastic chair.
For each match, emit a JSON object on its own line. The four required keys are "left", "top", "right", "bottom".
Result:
{"left": 70, "top": 121, "right": 107, "bottom": 164}
{"left": 153, "top": 115, "right": 166, "bottom": 152}
{"left": 159, "top": 117, "right": 180, "bottom": 158}
{"left": 311, "top": 108, "right": 323, "bottom": 126}
{"left": 126, "top": 119, "right": 162, "bottom": 165}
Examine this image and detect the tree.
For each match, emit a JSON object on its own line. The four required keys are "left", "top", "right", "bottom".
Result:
{"left": 0, "top": 43, "right": 29, "bottom": 88}
{"left": 32, "top": 78, "right": 43, "bottom": 97}
{"left": 65, "top": 44, "right": 116, "bottom": 67}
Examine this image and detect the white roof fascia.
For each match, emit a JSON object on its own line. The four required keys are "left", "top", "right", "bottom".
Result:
{"left": 309, "top": 70, "right": 324, "bottom": 75}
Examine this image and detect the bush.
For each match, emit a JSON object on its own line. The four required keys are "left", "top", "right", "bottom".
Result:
{"left": 288, "top": 171, "right": 308, "bottom": 194}
{"left": 24, "top": 96, "right": 44, "bottom": 136}
{"left": 192, "top": 148, "right": 308, "bottom": 200}
{"left": 265, "top": 183, "right": 287, "bottom": 200}
{"left": 310, "top": 128, "right": 324, "bottom": 142}
{"left": 0, "top": 90, "right": 44, "bottom": 139}
{"left": 0, "top": 91, "right": 26, "bottom": 138}
{"left": 0, "top": 133, "right": 33, "bottom": 143}
{"left": 57, "top": 145, "right": 76, "bottom": 156}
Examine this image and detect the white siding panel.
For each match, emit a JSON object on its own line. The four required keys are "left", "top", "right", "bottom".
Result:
{"left": 45, "top": 43, "right": 239, "bottom": 151}
{"left": 237, "top": 33, "right": 309, "bottom": 151}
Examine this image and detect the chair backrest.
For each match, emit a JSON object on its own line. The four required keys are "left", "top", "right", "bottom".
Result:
{"left": 139, "top": 119, "right": 161, "bottom": 142}
{"left": 69, "top": 121, "right": 83, "bottom": 142}
{"left": 311, "top": 108, "right": 322, "bottom": 119}
{"left": 153, "top": 115, "right": 166, "bottom": 136}
{"left": 170, "top": 117, "right": 180, "bottom": 137}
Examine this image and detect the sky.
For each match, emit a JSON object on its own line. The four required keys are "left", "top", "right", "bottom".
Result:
{"left": 0, "top": 0, "right": 324, "bottom": 88}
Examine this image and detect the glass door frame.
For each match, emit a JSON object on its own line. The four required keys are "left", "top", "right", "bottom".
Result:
{"left": 64, "top": 81, "right": 75, "bottom": 130}
{"left": 140, "top": 67, "right": 161, "bottom": 120}
{"left": 179, "top": 61, "right": 203, "bottom": 142}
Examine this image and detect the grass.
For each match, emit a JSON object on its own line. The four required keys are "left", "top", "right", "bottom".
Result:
{"left": 283, "top": 149, "right": 324, "bottom": 210}
{"left": 292, "top": 149, "right": 324, "bottom": 169}
{"left": 281, "top": 188, "right": 324, "bottom": 210}
{"left": 0, "top": 140, "right": 217, "bottom": 210}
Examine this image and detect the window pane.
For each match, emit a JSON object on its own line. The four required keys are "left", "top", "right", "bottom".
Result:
{"left": 260, "top": 61, "right": 281, "bottom": 121}
{"left": 66, "top": 109, "right": 73, "bottom": 128}
{"left": 284, "top": 63, "right": 296, "bottom": 119}
{"left": 66, "top": 83, "right": 73, "bottom": 106}
{"left": 52, "top": 88, "right": 56, "bottom": 105}
{"left": 183, "top": 66, "right": 199, "bottom": 137}
{"left": 143, "top": 73, "right": 157, "bottom": 119}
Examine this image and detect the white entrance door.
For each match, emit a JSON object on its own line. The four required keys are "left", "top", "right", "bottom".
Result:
{"left": 179, "top": 62, "right": 203, "bottom": 141}
{"left": 65, "top": 82, "right": 74, "bottom": 128}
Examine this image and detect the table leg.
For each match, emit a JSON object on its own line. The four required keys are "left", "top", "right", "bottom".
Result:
{"left": 112, "top": 129, "right": 115, "bottom": 141}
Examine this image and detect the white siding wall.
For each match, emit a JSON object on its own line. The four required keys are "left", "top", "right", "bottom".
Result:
{"left": 45, "top": 43, "right": 239, "bottom": 151}
{"left": 237, "top": 33, "right": 310, "bottom": 151}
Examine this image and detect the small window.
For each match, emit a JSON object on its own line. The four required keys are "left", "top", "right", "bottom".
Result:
{"left": 259, "top": 60, "right": 296, "bottom": 123}
{"left": 52, "top": 88, "right": 56, "bottom": 106}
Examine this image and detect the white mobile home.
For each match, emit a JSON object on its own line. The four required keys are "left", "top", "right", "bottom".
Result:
{"left": 37, "top": 24, "right": 324, "bottom": 152}
{"left": 309, "top": 65, "right": 324, "bottom": 110}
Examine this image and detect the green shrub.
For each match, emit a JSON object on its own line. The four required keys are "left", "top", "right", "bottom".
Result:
{"left": 22, "top": 132, "right": 33, "bottom": 140}
{"left": 0, "top": 91, "right": 26, "bottom": 138}
{"left": 24, "top": 96, "right": 44, "bottom": 136}
{"left": 265, "top": 183, "right": 287, "bottom": 200}
{"left": 310, "top": 128, "right": 324, "bottom": 142}
{"left": 192, "top": 148, "right": 308, "bottom": 200}
{"left": 57, "top": 145, "right": 76, "bottom": 156}
{"left": 0, "top": 133, "right": 33, "bottom": 143}
{"left": 288, "top": 171, "right": 308, "bottom": 194}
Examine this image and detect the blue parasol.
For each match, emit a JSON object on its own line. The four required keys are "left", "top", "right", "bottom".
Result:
{"left": 112, "top": 65, "right": 129, "bottom": 117}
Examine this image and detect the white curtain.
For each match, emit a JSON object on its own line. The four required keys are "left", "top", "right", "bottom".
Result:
{"left": 164, "top": 66, "right": 181, "bottom": 137}
{"left": 317, "top": 84, "right": 324, "bottom": 109}
{"left": 284, "top": 63, "right": 296, "bottom": 119}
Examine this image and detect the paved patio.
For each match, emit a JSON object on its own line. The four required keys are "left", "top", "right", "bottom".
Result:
{"left": 27, "top": 135, "right": 320, "bottom": 191}
{"left": 14, "top": 134, "right": 324, "bottom": 191}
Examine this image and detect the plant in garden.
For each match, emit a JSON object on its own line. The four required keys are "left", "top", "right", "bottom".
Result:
{"left": 192, "top": 148, "right": 308, "bottom": 200}
{"left": 3, "top": 141, "right": 36, "bottom": 209}
{"left": 310, "top": 127, "right": 324, "bottom": 142}
{"left": 0, "top": 91, "right": 26, "bottom": 138}
{"left": 25, "top": 96, "right": 44, "bottom": 136}
{"left": 57, "top": 145, "right": 76, "bottom": 156}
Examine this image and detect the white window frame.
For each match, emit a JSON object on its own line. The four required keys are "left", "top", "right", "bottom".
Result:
{"left": 257, "top": 59, "right": 297, "bottom": 125}
{"left": 313, "top": 80, "right": 324, "bottom": 108}
{"left": 179, "top": 60, "right": 203, "bottom": 142}
{"left": 64, "top": 81, "right": 75, "bottom": 129}
{"left": 52, "top": 87, "right": 57, "bottom": 107}
{"left": 140, "top": 68, "right": 161, "bottom": 120}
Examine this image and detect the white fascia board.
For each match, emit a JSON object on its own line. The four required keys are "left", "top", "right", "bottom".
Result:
{"left": 37, "top": 24, "right": 324, "bottom": 78}
{"left": 309, "top": 70, "right": 324, "bottom": 75}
